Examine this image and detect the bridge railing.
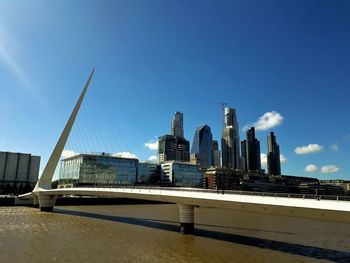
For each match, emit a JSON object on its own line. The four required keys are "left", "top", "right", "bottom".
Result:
{"left": 70, "top": 185, "right": 350, "bottom": 202}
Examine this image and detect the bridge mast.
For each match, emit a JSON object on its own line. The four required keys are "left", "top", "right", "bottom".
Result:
{"left": 32, "top": 69, "right": 94, "bottom": 210}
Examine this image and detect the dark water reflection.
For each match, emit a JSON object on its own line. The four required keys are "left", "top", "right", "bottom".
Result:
{"left": 1, "top": 204, "right": 350, "bottom": 263}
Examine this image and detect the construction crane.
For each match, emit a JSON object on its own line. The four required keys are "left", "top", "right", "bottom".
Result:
{"left": 210, "top": 101, "right": 228, "bottom": 129}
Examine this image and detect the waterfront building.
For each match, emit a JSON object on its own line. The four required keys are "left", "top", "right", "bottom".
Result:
{"left": 299, "top": 182, "right": 345, "bottom": 196}
{"left": 211, "top": 140, "right": 221, "bottom": 167}
{"left": 191, "top": 125, "right": 213, "bottom": 169}
{"left": 0, "top": 151, "right": 40, "bottom": 194}
{"left": 59, "top": 153, "right": 138, "bottom": 187}
{"left": 171, "top": 111, "right": 184, "bottom": 137}
{"left": 203, "top": 167, "right": 243, "bottom": 190}
{"left": 137, "top": 162, "right": 160, "bottom": 185}
{"left": 242, "top": 127, "right": 261, "bottom": 172}
{"left": 267, "top": 132, "right": 281, "bottom": 175}
{"left": 158, "top": 112, "right": 190, "bottom": 164}
{"left": 221, "top": 108, "right": 241, "bottom": 169}
{"left": 319, "top": 179, "right": 350, "bottom": 195}
{"left": 160, "top": 161, "right": 202, "bottom": 187}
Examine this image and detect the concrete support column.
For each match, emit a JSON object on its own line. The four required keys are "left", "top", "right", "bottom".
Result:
{"left": 33, "top": 195, "right": 39, "bottom": 208}
{"left": 38, "top": 193, "right": 57, "bottom": 212}
{"left": 178, "top": 204, "right": 194, "bottom": 234}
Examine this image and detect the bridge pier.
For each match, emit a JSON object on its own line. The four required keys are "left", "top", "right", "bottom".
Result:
{"left": 33, "top": 195, "right": 39, "bottom": 208}
{"left": 38, "top": 193, "right": 57, "bottom": 212}
{"left": 178, "top": 204, "right": 194, "bottom": 234}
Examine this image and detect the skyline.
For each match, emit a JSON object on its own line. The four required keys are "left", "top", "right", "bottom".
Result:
{"left": 0, "top": 1, "right": 350, "bottom": 179}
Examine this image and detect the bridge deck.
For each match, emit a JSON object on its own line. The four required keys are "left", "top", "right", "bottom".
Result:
{"left": 32, "top": 186, "right": 350, "bottom": 224}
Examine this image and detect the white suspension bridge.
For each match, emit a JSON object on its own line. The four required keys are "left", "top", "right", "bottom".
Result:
{"left": 19, "top": 69, "right": 350, "bottom": 234}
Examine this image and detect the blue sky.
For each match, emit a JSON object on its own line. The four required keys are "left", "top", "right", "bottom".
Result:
{"left": 0, "top": 0, "right": 349, "bottom": 179}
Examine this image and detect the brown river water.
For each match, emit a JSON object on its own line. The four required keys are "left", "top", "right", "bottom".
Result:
{"left": 0, "top": 204, "right": 349, "bottom": 263}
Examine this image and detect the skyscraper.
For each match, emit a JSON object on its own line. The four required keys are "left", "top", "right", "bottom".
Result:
{"left": 225, "top": 107, "right": 237, "bottom": 127}
{"left": 171, "top": 112, "right": 184, "bottom": 138}
{"left": 267, "top": 132, "right": 281, "bottom": 175}
{"left": 158, "top": 135, "right": 190, "bottom": 163}
{"left": 221, "top": 107, "right": 240, "bottom": 169}
{"left": 191, "top": 125, "right": 213, "bottom": 169}
{"left": 158, "top": 112, "right": 190, "bottom": 164}
{"left": 240, "top": 140, "right": 247, "bottom": 170}
{"left": 242, "top": 127, "right": 261, "bottom": 171}
{"left": 211, "top": 140, "right": 221, "bottom": 167}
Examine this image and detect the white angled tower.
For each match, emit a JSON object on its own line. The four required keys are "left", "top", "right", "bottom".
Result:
{"left": 22, "top": 69, "right": 95, "bottom": 211}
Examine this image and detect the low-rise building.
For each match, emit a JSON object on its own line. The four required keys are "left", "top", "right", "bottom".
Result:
{"left": 137, "top": 162, "right": 160, "bottom": 185}
{"left": 319, "top": 179, "right": 350, "bottom": 195}
{"left": 203, "top": 167, "right": 243, "bottom": 190}
{"left": 59, "top": 153, "right": 138, "bottom": 187}
{"left": 0, "top": 151, "right": 40, "bottom": 194}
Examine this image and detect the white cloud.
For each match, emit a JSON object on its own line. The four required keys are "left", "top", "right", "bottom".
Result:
{"left": 320, "top": 165, "right": 340, "bottom": 174}
{"left": 62, "top": 149, "right": 79, "bottom": 159}
{"left": 330, "top": 144, "right": 339, "bottom": 151}
{"left": 249, "top": 111, "right": 284, "bottom": 131}
{"left": 148, "top": 155, "right": 157, "bottom": 162}
{"left": 260, "top": 153, "right": 267, "bottom": 165}
{"left": 305, "top": 164, "right": 317, "bottom": 173}
{"left": 260, "top": 153, "right": 287, "bottom": 166}
{"left": 112, "top": 152, "right": 138, "bottom": 159}
{"left": 144, "top": 139, "right": 158, "bottom": 150}
{"left": 294, "top": 144, "right": 324, "bottom": 155}
{"left": 280, "top": 154, "right": 287, "bottom": 163}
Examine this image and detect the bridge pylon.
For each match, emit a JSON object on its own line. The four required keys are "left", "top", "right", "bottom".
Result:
{"left": 33, "top": 195, "right": 39, "bottom": 208}
{"left": 178, "top": 204, "right": 195, "bottom": 234}
{"left": 38, "top": 193, "right": 57, "bottom": 212}
{"left": 18, "top": 69, "right": 95, "bottom": 211}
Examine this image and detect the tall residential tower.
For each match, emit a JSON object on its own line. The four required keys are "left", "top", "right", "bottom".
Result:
{"left": 158, "top": 112, "right": 190, "bottom": 164}
{"left": 267, "top": 132, "right": 281, "bottom": 175}
{"left": 221, "top": 107, "right": 240, "bottom": 169}
{"left": 171, "top": 111, "right": 184, "bottom": 137}
{"left": 242, "top": 127, "right": 261, "bottom": 172}
{"left": 211, "top": 140, "right": 221, "bottom": 167}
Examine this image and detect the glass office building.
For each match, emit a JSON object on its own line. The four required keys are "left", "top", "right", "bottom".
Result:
{"left": 59, "top": 153, "right": 138, "bottom": 187}
{"left": 191, "top": 125, "right": 213, "bottom": 169}
{"left": 161, "top": 161, "right": 202, "bottom": 187}
{"left": 137, "top": 162, "right": 160, "bottom": 185}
